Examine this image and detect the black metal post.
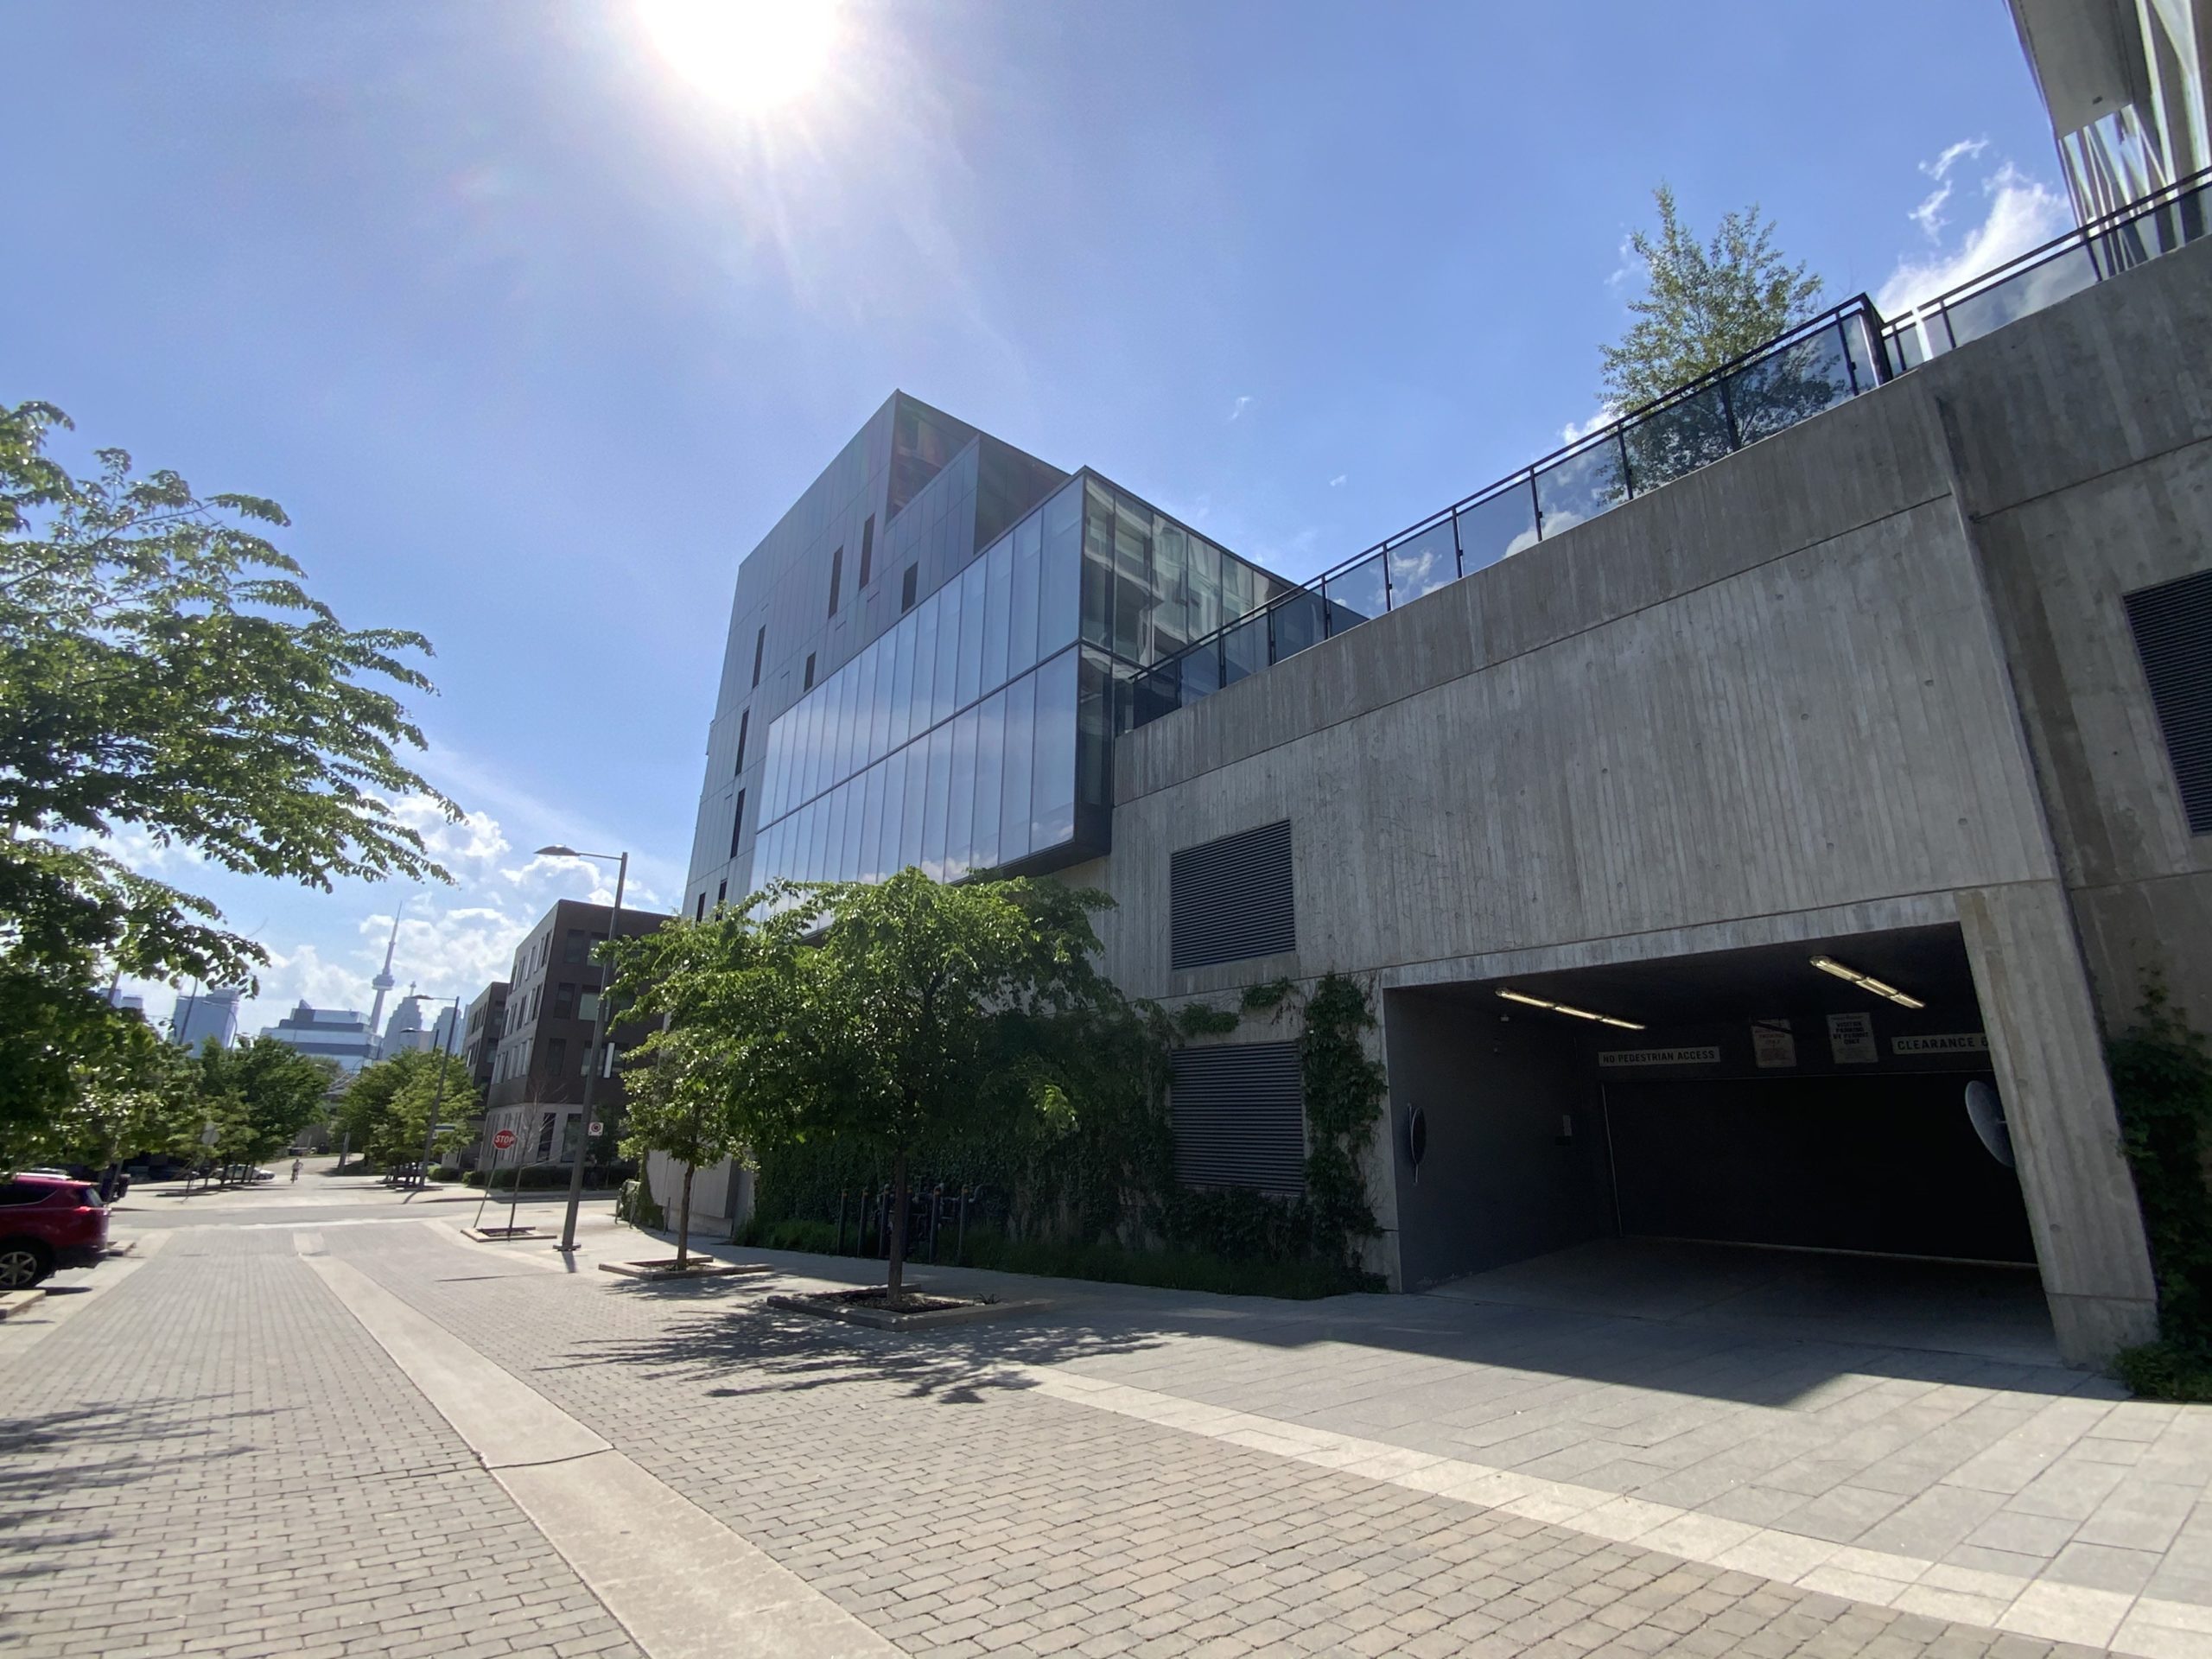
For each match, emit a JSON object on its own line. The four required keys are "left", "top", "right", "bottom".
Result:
{"left": 835, "top": 1188, "right": 847, "bottom": 1255}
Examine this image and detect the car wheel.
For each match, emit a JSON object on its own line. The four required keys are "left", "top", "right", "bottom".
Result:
{"left": 0, "top": 1240, "right": 52, "bottom": 1290}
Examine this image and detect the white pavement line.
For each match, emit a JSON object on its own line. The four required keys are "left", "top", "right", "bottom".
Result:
{"left": 1013, "top": 1365, "right": 2174, "bottom": 1659}
{"left": 298, "top": 1245, "right": 898, "bottom": 1659}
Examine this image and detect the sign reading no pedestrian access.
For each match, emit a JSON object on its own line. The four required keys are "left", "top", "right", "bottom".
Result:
{"left": 492, "top": 1128, "right": 517, "bottom": 1151}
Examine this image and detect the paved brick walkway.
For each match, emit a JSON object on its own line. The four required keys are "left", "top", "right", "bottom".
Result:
{"left": 321, "top": 1223, "right": 2119, "bottom": 1659}
{"left": 0, "top": 1230, "right": 643, "bottom": 1659}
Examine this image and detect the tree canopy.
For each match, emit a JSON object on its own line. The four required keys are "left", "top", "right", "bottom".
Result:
{"left": 0, "top": 397, "right": 458, "bottom": 1163}
{"left": 1599, "top": 186, "right": 1826, "bottom": 414}
{"left": 607, "top": 871, "right": 1116, "bottom": 1300}
{"left": 334, "top": 1046, "right": 477, "bottom": 1172}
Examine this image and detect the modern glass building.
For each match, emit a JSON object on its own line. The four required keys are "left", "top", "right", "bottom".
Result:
{"left": 683, "top": 393, "right": 1291, "bottom": 913}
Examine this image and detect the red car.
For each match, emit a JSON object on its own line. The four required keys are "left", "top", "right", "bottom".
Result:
{"left": 0, "top": 1174, "right": 111, "bottom": 1289}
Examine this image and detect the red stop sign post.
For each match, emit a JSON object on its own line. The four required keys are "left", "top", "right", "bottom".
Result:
{"left": 493, "top": 1128, "right": 517, "bottom": 1151}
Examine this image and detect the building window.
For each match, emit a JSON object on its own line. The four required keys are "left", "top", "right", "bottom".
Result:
{"left": 751, "top": 625, "right": 766, "bottom": 688}
{"left": 695, "top": 893, "right": 706, "bottom": 922}
{"left": 553, "top": 982, "right": 577, "bottom": 1020}
{"left": 563, "top": 928, "right": 590, "bottom": 964}
{"left": 577, "top": 990, "right": 600, "bottom": 1025}
{"left": 546, "top": 1037, "right": 568, "bottom": 1079}
{"left": 729, "top": 789, "right": 746, "bottom": 858}
{"left": 716, "top": 879, "right": 728, "bottom": 907}
{"left": 901, "top": 564, "right": 918, "bottom": 613}
{"left": 804, "top": 652, "right": 817, "bottom": 690}
{"left": 734, "top": 709, "right": 749, "bottom": 774}
{"left": 859, "top": 514, "right": 875, "bottom": 589}
{"left": 828, "top": 545, "right": 844, "bottom": 616}
{"left": 531, "top": 986, "right": 543, "bottom": 1020}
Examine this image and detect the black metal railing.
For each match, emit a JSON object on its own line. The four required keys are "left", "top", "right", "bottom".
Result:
{"left": 1123, "top": 165, "right": 2212, "bottom": 735}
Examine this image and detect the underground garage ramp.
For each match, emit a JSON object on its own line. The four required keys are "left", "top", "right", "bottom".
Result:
{"left": 1603, "top": 1071, "right": 2036, "bottom": 1263}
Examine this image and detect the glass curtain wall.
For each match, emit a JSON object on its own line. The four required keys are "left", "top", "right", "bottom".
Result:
{"left": 754, "top": 477, "right": 1085, "bottom": 894}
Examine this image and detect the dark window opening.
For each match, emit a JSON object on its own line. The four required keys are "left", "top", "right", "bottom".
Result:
{"left": 901, "top": 564, "right": 918, "bottom": 613}
{"left": 803, "top": 652, "right": 817, "bottom": 690}
{"left": 553, "top": 982, "right": 577, "bottom": 1020}
{"left": 729, "top": 790, "right": 746, "bottom": 858}
{"left": 750, "top": 625, "right": 766, "bottom": 688}
{"left": 734, "top": 709, "right": 749, "bottom": 774}
{"left": 859, "top": 514, "right": 875, "bottom": 588}
{"left": 546, "top": 1038, "right": 567, "bottom": 1079}
{"left": 563, "top": 928, "right": 590, "bottom": 964}
{"left": 716, "top": 879, "right": 728, "bottom": 907}
{"left": 695, "top": 893, "right": 706, "bottom": 922}
{"left": 828, "top": 545, "right": 844, "bottom": 616}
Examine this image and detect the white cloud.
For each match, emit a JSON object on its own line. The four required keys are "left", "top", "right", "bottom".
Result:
{"left": 1227, "top": 395, "right": 1251, "bottom": 422}
{"left": 1560, "top": 406, "right": 1618, "bottom": 443}
{"left": 1908, "top": 137, "right": 1991, "bottom": 240}
{"left": 1328, "top": 474, "right": 1346, "bottom": 488}
{"left": 1879, "top": 158, "right": 2069, "bottom": 316}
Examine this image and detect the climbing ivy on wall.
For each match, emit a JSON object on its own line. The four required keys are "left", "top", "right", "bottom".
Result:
{"left": 2107, "top": 981, "right": 2212, "bottom": 1399}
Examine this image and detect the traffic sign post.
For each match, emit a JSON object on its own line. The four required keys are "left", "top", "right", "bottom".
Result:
{"left": 493, "top": 1128, "right": 517, "bottom": 1151}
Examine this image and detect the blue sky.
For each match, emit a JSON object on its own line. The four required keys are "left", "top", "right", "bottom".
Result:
{"left": 9, "top": 2, "right": 2070, "bottom": 1038}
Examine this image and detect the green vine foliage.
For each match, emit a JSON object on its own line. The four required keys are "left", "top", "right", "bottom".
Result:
{"left": 2107, "top": 982, "right": 2212, "bottom": 1396}
{"left": 751, "top": 971, "right": 1389, "bottom": 1292}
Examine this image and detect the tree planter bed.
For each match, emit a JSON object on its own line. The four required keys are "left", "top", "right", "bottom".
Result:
{"left": 767, "top": 1287, "right": 1049, "bottom": 1330}
{"left": 598, "top": 1258, "right": 770, "bottom": 1281}
{"left": 461, "top": 1225, "right": 542, "bottom": 1241}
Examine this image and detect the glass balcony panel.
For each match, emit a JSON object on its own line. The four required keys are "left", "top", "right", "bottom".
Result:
{"left": 1622, "top": 382, "right": 1732, "bottom": 493}
{"left": 1534, "top": 437, "right": 1625, "bottom": 538}
{"left": 1128, "top": 659, "right": 1180, "bottom": 731}
{"left": 1325, "top": 551, "right": 1387, "bottom": 635}
{"left": 1271, "top": 588, "right": 1323, "bottom": 662}
{"left": 1221, "top": 611, "right": 1269, "bottom": 686}
{"left": 1727, "top": 327, "right": 1853, "bottom": 446}
{"left": 1179, "top": 637, "right": 1222, "bottom": 704}
{"left": 998, "top": 672, "right": 1034, "bottom": 864}
{"left": 1384, "top": 519, "right": 1457, "bottom": 604}
{"left": 971, "top": 689, "right": 1005, "bottom": 871}
{"left": 1454, "top": 480, "right": 1540, "bottom": 575}
{"left": 1840, "top": 310, "right": 1885, "bottom": 392}
{"left": 982, "top": 537, "right": 1013, "bottom": 693}
{"left": 1030, "top": 647, "right": 1077, "bottom": 853}
{"left": 1942, "top": 246, "right": 2098, "bottom": 346}
{"left": 1885, "top": 321, "right": 1929, "bottom": 371}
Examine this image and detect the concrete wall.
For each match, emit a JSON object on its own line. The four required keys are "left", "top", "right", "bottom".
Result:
{"left": 1093, "top": 237, "right": 2212, "bottom": 1361}
{"left": 1383, "top": 989, "right": 1611, "bottom": 1290}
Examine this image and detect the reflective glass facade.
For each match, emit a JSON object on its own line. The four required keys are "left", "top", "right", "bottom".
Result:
{"left": 747, "top": 467, "right": 1291, "bottom": 895}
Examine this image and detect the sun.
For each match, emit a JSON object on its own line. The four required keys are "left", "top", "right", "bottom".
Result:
{"left": 637, "top": 0, "right": 840, "bottom": 113}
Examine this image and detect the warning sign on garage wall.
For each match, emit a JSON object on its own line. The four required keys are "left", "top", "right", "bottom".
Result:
{"left": 1827, "top": 1012, "right": 1878, "bottom": 1064}
{"left": 1751, "top": 1020, "right": 1796, "bottom": 1068}
{"left": 1892, "top": 1032, "right": 1989, "bottom": 1056}
{"left": 1599, "top": 1046, "right": 1722, "bottom": 1069}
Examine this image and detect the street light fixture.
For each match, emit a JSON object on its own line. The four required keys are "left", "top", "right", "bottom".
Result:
{"left": 536, "top": 844, "right": 628, "bottom": 1253}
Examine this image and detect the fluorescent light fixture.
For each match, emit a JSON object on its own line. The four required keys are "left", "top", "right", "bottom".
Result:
{"left": 1810, "top": 955, "right": 1926, "bottom": 1009}
{"left": 1496, "top": 988, "right": 1645, "bottom": 1031}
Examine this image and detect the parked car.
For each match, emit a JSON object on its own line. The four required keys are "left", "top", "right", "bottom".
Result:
{"left": 0, "top": 1175, "right": 111, "bottom": 1289}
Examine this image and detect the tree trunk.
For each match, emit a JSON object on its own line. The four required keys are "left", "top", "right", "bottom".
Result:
{"left": 677, "top": 1162, "right": 696, "bottom": 1270}
{"left": 887, "top": 1148, "right": 908, "bottom": 1306}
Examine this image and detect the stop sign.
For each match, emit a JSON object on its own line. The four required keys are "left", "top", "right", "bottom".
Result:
{"left": 492, "top": 1128, "right": 517, "bottom": 1151}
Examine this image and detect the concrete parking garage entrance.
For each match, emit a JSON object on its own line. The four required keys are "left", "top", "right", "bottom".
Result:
{"left": 1382, "top": 925, "right": 2051, "bottom": 1357}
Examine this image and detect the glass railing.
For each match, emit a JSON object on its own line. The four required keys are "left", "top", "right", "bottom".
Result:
{"left": 1124, "top": 166, "right": 2212, "bottom": 735}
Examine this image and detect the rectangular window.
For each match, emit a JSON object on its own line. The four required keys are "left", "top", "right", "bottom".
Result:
{"left": 577, "top": 989, "right": 601, "bottom": 1025}
{"left": 1170, "top": 819, "right": 1295, "bottom": 970}
{"left": 695, "top": 893, "right": 705, "bottom": 922}
{"left": 804, "top": 652, "right": 817, "bottom": 690}
{"left": 751, "top": 625, "right": 766, "bottom": 688}
{"left": 563, "top": 928, "right": 589, "bottom": 964}
{"left": 2124, "top": 568, "right": 2212, "bottom": 834}
{"left": 547, "top": 1037, "right": 568, "bottom": 1079}
{"left": 715, "top": 879, "right": 727, "bottom": 907}
{"left": 734, "top": 709, "right": 749, "bottom": 775}
{"left": 1171, "top": 1042, "right": 1306, "bottom": 1195}
{"left": 553, "top": 982, "right": 577, "bottom": 1020}
{"left": 729, "top": 789, "right": 746, "bottom": 857}
{"left": 827, "top": 545, "right": 844, "bottom": 616}
{"left": 859, "top": 514, "right": 875, "bottom": 589}
{"left": 901, "top": 564, "right": 918, "bottom": 613}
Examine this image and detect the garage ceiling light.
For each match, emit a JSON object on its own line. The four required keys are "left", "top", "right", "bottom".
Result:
{"left": 1496, "top": 988, "right": 1645, "bottom": 1031}
{"left": 1809, "top": 955, "right": 1927, "bottom": 1010}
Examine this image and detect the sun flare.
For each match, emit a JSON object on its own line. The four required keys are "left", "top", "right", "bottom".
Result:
{"left": 637, "top": 0, "right": 840, "bottom": 113}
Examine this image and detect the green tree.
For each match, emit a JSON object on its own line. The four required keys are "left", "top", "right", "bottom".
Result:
{"left": 194, "top": 1037, "right": 339, "bottom": 1169}
{"left": 26, "top": 1011, "right": 198, "bottom": 1173}
{"left": 1599, "top": 185, "right": 1826, "bottom": 414}
{"left": 336, "top": 1046, "right": 477, "bottom": 1172}
{"left": 0, "top": 397, "right": 459, "bottom": 1159}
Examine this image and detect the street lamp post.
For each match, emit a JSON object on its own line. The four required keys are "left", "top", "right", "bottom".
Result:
{"left": 537, "top": 845, "right": 627, "bottom": 1253}
{"left": 414, "top": 994, "right": 465, "bottom": 1190}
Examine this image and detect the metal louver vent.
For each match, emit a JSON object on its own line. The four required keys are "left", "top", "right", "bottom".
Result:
{"left": 1170, "top": 819, "right": 1294, "bottom": 971}
{"left": 1170, "top": 1042, "right": 1306, "bottom": 1195}
{"left": 2123, "top": 569, "right": 2212, "bottom": 836}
